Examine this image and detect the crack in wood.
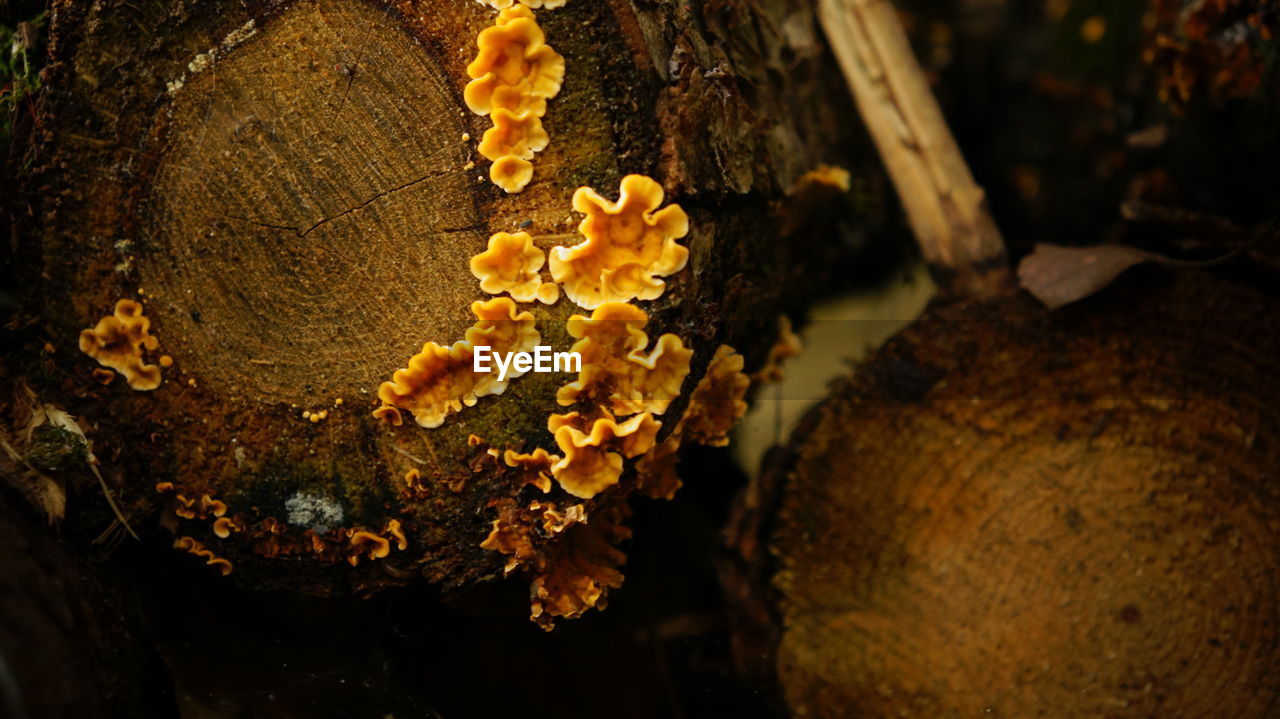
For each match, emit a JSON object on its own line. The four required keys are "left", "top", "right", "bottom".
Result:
{"left": 216, "top": 169, "right": 456, "bottom": 237}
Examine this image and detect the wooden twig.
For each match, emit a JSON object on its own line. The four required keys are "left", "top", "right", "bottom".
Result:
{"left": 818, "top": 0, "right": 1009, "bottom": 294}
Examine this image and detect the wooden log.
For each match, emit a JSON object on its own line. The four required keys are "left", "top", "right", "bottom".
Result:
{"left": 722, "top": 0, "right": 1280, "bottom": 714}
{"left": 11, "top": 0, "right": 875, "bottom": 625}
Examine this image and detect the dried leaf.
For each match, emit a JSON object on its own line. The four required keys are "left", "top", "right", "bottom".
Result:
{"left": 1018, "top": 244, "right": 1160, "bottom": 310}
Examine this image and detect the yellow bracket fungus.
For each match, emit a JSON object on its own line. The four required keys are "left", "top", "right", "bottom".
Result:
{"left": 633, "top": 344, "right": 750, "bottom": 499}
{"left": 547, "top": 410, "right": 661, "bottom": 498}
{"left": 347, "top": 530, "right": 391, "bottom": 566}
{"left": 475, "top": 0, "right": 568, "bottom": 10}
{"left": 503, "top": 447, "right": 558, "bottom": 492}
{"left": 347, "top": 519, "right": 408, "bottom": 565}
{"left": 489, "top": 156, "right": 536, "bottom": 194}
{"left": 465, "top": 296, "right": 542, "bottom": 397}
{"left": 386, "top": 519, "right": 409, "bottom": 551}
{"left": 79, "top": 299, "right": 164, "bottom": 390}
{"left": 173, "top": 491, "right": 229, "bottom": 521}
{"left": 212, "top": 516, "right": 241, "bottom": 539}
{"left": 556, "top": 302, "right": 693, "bottom": 416}
{"left": 549, "top": 175, "right": 690, "bottom": 309}
{"left": 679, "top": 345, "right": 751, "bottom": 447}
{"left": 478, "top": 109, "right": 549, "bottom": 161}
{"left": 470, "top": 231, "right": 558, "bottom": 304}
{"left": 375, "top": 297, "right": 539, "bottom": 428}
{"left": 174, "top": 536, "right": 233, "bottom": 576}
{"left": 464, "top": 5, "right": 564, "bottom": 193}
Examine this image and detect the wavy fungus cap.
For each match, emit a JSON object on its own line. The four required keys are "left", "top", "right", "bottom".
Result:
{"left": 556, "top": 302, "right": 693, "bottom": 416}
{"left": 489, "top": 155, "right": 535, "bottom": 194}
{"left": 463, "top": 16, "right": 564, "bottom": 118}
{"left": 374, "top": 298, "right": 538, "bottom": 428}
{"left": 547, "top": 411, "right": 662, "bottom": 498}
{"left": 79, "top": 299, "right": 164, "bottom": 390}
{"left": 478, "top": 109, "right": 550, "bottom": 162}
{"left": 470, "top": 231, "right": 547, "bottom": 302}
{"left": 679, "top": 345, "right": 751, "bottom": 447}
{"left": 549, "top": 175, "right": 690, "bottom": 309}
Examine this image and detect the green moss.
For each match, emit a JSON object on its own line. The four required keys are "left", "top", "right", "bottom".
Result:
{"left": 23, "top": 422, "right": 88, "bottom": 473}
{"left": 0, "top": 10, "right": 46, "bottom": 142}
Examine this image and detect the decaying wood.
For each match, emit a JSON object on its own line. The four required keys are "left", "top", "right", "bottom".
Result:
{"left": 10, "top": 0, "right": 878, "bottom": 620}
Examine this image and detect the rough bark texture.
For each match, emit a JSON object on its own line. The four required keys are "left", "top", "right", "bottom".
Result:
{"left": 726, "top": 268, "right": 1280, "bottom": 717}
{"left": 12, "top": 0, "right": 875, "bottom": 607}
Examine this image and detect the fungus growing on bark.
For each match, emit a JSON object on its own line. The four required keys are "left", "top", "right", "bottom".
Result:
{"left": 547, "top": 410, "right": 661, "bottom": 498}
{"left": 385, "top": 519, "right": 408, "bottom": 551}
{"left": 529, "top": 503, "right": 629, "bottom": 629}
{"left": 464, "top": 4, "right": 563, "bottom": 192}
{"left": 464, "top": 10, "right": 563, "bottom": 117}
{"left": 79, "top": 299, "right": 163, "bottom": 390}
{"left": 174, "top": 494, "right": 198, "bottom": 519}
{"left": 489, "top": 156, "right": 535, "bottom": 194}
{"left": 536, "top": 282, "right": 560, "bottom": 304}
{"left": 174, "top": 536, "right": 233, "bottom": 576}
{"left": 556, "top": 303, "right": 693, "bottom": 416}
{"left": 549, "top": 175, "right": 690, "bottom": 309}
{"left": 470, "top": 231, "right": 550, "bottom": 303}
{"left": 630, "top": 346, "right": 750, "bottom": 499}
{"left": 679, "top": 345, "right": 750, "bottom": 447}
{"left": 634, "top": 434, "right": 684, "bottom": 501}
{"left": 478, "top": 110, "right": 550, "bottom": 162}
{"left": 795, "top": 163, "right": 851, "bottom": 193}
{"left": 347, "top": 530, "right": 391, "bottom": 566}
{"left": 474, "top": 0, "right": 568, "bottom": 10}
{"left": 754, "top": 316, "right": 803, "bottom": 384}
{"left": 200, "top": 494, "right": 228, "bottom": 518}
{"left": 464, "top": 297, "right": 541, "bottom": 397}
{"left": 374, "top": 298, "right": 539, "bottom": 428}
{"left": 403, "top": 468, "right": 428, "bottom": 498}
{"left": 212, "top": 516, "right": 240, "bottom": 539}
{"left": 502, "top": 447, "right": 558, "bottom": 492}
{"left": 480, "top": 498, "right": 629, "bottom": 628}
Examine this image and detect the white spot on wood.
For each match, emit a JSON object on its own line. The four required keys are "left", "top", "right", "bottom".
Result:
{"left": 285, "top": 491, "right": 344, "bottom": 534}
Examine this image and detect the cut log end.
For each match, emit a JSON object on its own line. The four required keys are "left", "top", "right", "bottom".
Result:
{"left": 145, "top": 0, "right": 484, "bottom": 404}
{"left": 758, "top": 270, "right": 1280, "bottom": 717}
{"left": 23, "top": 0, "right": 874, "bottom": 613}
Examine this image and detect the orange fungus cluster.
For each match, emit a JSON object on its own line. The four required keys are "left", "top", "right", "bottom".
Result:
{"left": 374, "top": 297, "right": 539, "bottom": 428}
{"left": 465, "top": 5, "right": 564, "bottom": 192}
{"left": 79, "top": 299, "right": 165, "bottom": 390}
{"left": 549, "top": 175, "right": 690, "bottom": 309}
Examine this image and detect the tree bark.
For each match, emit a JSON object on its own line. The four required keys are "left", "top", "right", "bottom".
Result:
{"left": 12, "top": 0, "right": 875, "bottom": 619}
